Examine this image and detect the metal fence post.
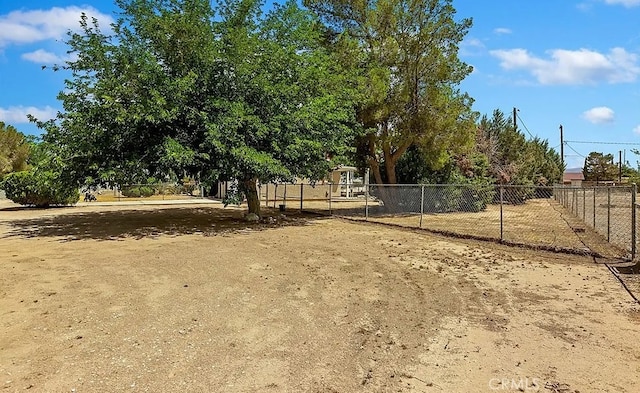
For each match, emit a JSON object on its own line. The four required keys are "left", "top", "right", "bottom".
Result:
{"left": 265, "top": 183, "right": 269, "bottom": 207}
{"left": 283, "top": 183, "right": 288, "bottom": 208}
{"left": 593, "top": 187, "right": 596, "bottom": 228}
{"left": 273, "top": 184, "right": 278, "bottom": 208}
{"left": 632, "top": 184, "right": 637, "bottom": 260}
{"left": 500, "top": 185, "right": 504, "bottom": 241}
{"left": 607, "top": 187, "right": 611, "bottom": 242}
{"left": 582, "top": 188, "right": 586, "bottom": 220}
{"left": 419, "top": 185, "right": 425, "bottom": 228}
{"left": 329, "top": 183, "right": 332, "bottom": 215}
{"left": 365, "top": 184, "right": 369, "bottom": 220}
{"left": 300, "top": 183, "right": 304, "bottom": 212}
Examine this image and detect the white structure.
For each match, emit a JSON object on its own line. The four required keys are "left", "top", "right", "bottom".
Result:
{"left": 331, "top": 165, "right": 365, "bottom": 198}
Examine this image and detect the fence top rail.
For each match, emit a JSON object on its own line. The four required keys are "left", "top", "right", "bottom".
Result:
{"left": 264, "top": 182, "right": 566, "bottom": 187}
{"left": 262, "top": 182, "right": 637, "bottom": 189}
{"left": 553, "top": 185, "right": 635, "bottom": 189}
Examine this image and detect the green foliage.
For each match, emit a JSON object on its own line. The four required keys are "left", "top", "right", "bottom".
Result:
{"left": 180, "top": 177, "right": 197, "bottom": 195}
{"left": 1, "top": 138, "right": 80, "bottom": 207}
{"left": 477, "top": 109, "right": 563, "bottom": 186}
{"left": 1, "top": 170, "right": 79, "bottom": 207}
{"left": 307, "top": 0, "right": 477, "bottom": 184}
{"left": 121, "top": 185, "right": 155, "bottom": 197}
{"left": 622, "top": 163, "right": 640, "bottom": 184}
{"left": 0, "top": 122, "right": 30, "bottom": 178}
{"left": 222, "top": 182, "right": 243, "bottom": 207}
{"left": 139, "top": 186, "right": 154, "bottom": 197}
{"left": 374, "top": 145, "right": 494, "bottom": 213}
{"left": 395, "top": 145, "right": 493, "bottom": 185}
{"left": 583, "top": 152, "right": 618, "bottom": 182}
{"left": 122, "top": 177, "right": 163, "bottom": 197}
{"left": 34, "top": 0, "right": 359, "bottom": 215}
{"left": 121, "top": 186, "right": 142, "bottom": 198}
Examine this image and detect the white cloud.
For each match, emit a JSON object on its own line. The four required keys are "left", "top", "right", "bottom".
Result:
{"left": 21, "top": 49, "right": 64, "bottom": 64}
{"left": 0, "top": 6, "right": 113, "bottom": 47}
{"left": 494, "top": 27, "right": 512, "bottom": 35}
{"left": 582, "top": 107, "right": 615, "bottom": 124}
{"left": 576, "top": 2, "right": 593, "bottom": 11}
{"left": 0, "top": 106, "right": 58, "bottom": 124}
{"left": 460, "top": 37, "right": 485, "bottom": 56}
{"left": 604, "top": 0, "right": 640, "bottom": 7}
{"left": 634, "top": 125, "right": 640, "bottom": 135}
{"left": 490, "top": 47, "right": 640, "bottom": 85}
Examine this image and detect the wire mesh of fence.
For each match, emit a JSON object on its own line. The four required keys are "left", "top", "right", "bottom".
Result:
{"left": 554, "top": 185, "right": 636, "bottom": 259}
{"left": 82, "top": 182, "right": 205, "bottom": 202}
{"left": 260, "top": 182, "right": 637, "bottom": 260}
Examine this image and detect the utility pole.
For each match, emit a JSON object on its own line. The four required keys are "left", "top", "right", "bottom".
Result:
{"left": 620, "top": 150, "right": 623, "bottom": 183}
{"left": 559, "top": 125, "right": 564, "bottom": 168}
{"left": 513, "top": 107, "right": 518, "bottom": 130}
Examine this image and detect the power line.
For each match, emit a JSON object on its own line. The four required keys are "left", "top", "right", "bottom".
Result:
{"left": 515, "top": 112, "right": 536, "bottom": 139}
{"left": 564, "top": 143, "right": 586, "bottom": 158}
{"left": 564, "top": 140, "right": 640, "bottom": 146}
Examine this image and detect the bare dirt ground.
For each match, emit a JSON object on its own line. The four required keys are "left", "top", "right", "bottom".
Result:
{"left": 1, "top": 201, "right": 640, "bottom": 393}
{"left": 302, "top": 198, "right": 627, "bottom": 259}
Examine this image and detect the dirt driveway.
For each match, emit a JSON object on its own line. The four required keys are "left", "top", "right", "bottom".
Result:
{"left": 1, "top": 203, "right": 639, "bottom": 392}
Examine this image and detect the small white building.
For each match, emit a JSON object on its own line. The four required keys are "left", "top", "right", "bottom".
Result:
{"left": 330, "top": 165, "right": 366, "bottom": 198}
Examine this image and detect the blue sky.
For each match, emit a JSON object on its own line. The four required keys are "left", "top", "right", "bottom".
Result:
{"left": 1, "top": 0, "right": 639, "bottom": 169}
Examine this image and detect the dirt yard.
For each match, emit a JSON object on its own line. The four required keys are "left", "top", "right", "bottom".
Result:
{"left": 1, "top": 201, "right": 640, "bottom": 393}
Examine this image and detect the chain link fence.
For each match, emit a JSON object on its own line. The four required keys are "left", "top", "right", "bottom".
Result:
{"left": 261, "top": 182, "right": 636, "bottom": 260}
{"left": 554, "top": 185, "right": 636, "bottom": 259}
{"left": 82, "top": 182, "right": 205, "bottom": 202}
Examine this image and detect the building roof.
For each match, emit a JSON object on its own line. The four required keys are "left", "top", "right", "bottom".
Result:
{"left": 563, "top": 171, "right": 585, "bottom": 182}
{"left": 331, "top": 165, "right": 358, "bottom": 172}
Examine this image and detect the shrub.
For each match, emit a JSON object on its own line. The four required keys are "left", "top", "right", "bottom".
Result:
{"left": 121, "top": 185, "right": 156, "bottom": 198}
{"left": 0, "top": 170, "right": 79, "bottom": 207}
{"left": 459, "top": 185, "right": 495, "bottom": 212}
{"left": 371, "top": 184, "right": 494, "bottom": 214}
{"left": 139, "top": 186, "right": 154, "bottom": 197}
{"left": 121, "top": 186, "right": 141, "bottom": 198}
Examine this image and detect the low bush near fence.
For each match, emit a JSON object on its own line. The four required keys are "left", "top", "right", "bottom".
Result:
{"left": 121, "top": 185, "right": 155, "bottom": 198}
{"left": 1, "top": 170, "right": 79, "bottom": 207}
{"left": 370, "top": 184, "right": 494, "bottom": 214}
{"left": 113, "top": 182, "right": 202, "bottom": 199}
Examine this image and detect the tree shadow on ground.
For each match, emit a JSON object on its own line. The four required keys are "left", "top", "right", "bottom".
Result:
{"left": 2, "top": 206, "right": 325, "bottom": 241}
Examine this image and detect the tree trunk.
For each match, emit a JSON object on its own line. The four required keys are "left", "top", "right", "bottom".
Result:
{"left": 385, "top": 158, "right": 397, "bottom": 184}
{"left": 243, "top": 177, "right": 260, "bottom": 217}
{"left": 369, "top": 159, "right": 383, "bottom": 185}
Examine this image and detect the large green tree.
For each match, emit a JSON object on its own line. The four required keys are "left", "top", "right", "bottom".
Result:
{"left": 0, "top": 122, "right": 30, "bottom": 178}
{"left": 35, "top": 0, "right": 358, "bottom": 216}
{"left": 583, "top": 152, "right": 618, "bottom": 183}
{"left": 476, "top": 109, "right": 563, "bottom": 185}
{"left": 305, "top": 0, "right": 477, "bottom": 184}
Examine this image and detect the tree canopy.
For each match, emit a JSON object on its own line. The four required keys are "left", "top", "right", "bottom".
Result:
{"left": 476, "top": 110, "right": 563, "bottom": 186}
{"left": 36, "top": 0, "right": 359, "bottom": 215}
{"left": 0, "top": 122, "right": 30, "bottom": 178}
{"left": 305, "top": 0, "right": 477, "bottom": 184}
{"left": 583, "top": 152, "right": 618, "bottom": 183}
{"left": 31, "top": 0, "right": 566, "bottom": 216}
